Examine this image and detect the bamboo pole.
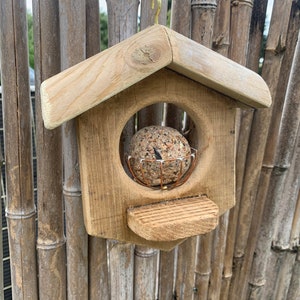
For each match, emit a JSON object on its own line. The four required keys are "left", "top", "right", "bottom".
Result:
{"left": 271, "top": 36, "right": 300, "bottom": 184}
{"left": 227, "top": 0, "right": 255, "bottom": 246}
{"left": 170, "top": 0, "right": 191, "bottom": 36}
{"left": 263, "top": 128, "right": 299, "bottom": 299}
{"left": 194, "top": 234, "right": 212, "bottom": 299}
{"left": 247, "top": 0, "right": 268, "bottom": 72}
{"left": 263, "top": 0, "right": 295, "bottom": 167}
{"left": 262, "top": 241, "right": 299, "bottom": 299}
{"left": 286, "top": 250, "right": 300, "bottom": 299}
{"left": 106, "top": 0, "right": 139, "bottom": 46}
{"left": 190, "top": 2, "right": 218, "bottom": 299}
{"left": 247, "top": 2, "right": 299, "bottom": 297}
{"left": 86, "top": 0, "right": 100, "bottom": 58}
{"left": 105, "top": 1, "right": 138, "bottom": 297}
{"left": 226, "top": 107, "right": 254, "bottom": 291}
{"left": 208, "top": 211, "right": 229, "bottom": 300}
{"left": 85, "top": 1, "right": 110, "bottom": 298}
{"left": 89, "top": 238, "right": 109, "bottom": 299}
{"left": 229, "top": 0, "right": 254, "bottom": 198}
{"left": 59, "top": 1, "right": 88, "bottom": 298}
{"left": 235, "top": 0, "right": 294, "bottom": 259}
{"left": 134, "top": 246, "right": 159, "bottom": 299}
{"left": 238, "top": 2, "right": 298, "bottom": 298}
{"left": 229, "top": 0, "right": 254, "bottom": 64}
{"left": 191, "top": 0, "right": 217, "bottom": 47}
{"left": 290, "top": 191, "right": 300, "bottom": 249}
{"left": 239, "top": 167, "right": 271, "bottom": 299}
{"left": 272, "top": 133, "right": 299, "bottom": 250}
{"left": 108, "top": 241, "right": 134, "bottom": 299}
{"left": 0, "top": 143, "right": 3, "bottom": 300}
{"left": 247, "top": 173, "right": 287, "bottom": 299}
{"left": 212, "top": 0, "right": 231, "bottom": 57}
{"left": 233, "top": 0, "right": 269, "bottom": 258}
{"left": 239, "top": 97, "right": 296, "bottom": 299}
{"left": 221, "top": 1, "right": 255, "bottom": 298}
{"left": 246, "top": 105, "right": 298, "bottom": 290}
{"left": 225, "top": 1, "right": 269, "bottom": 297}
{"left": 33, "top": 1, "right": 67, "bottom": 299}
{"left": 269, "top": 250, "right": 297, "bottom": 299}
{"left": 263, "top": 30, "right": 300, "bottom": 299}
{"left": 261, "top": 251, "right": 288, "bottom": 299}
{"left": 175, "top": 237, "right": 197, "bottom": 299}
{"left": 247, "top": 142, "right": 298, "bottom": 299}
{"left": 158, "top": 249, "right": 176, "bottom": 299}
{"left": 0, "top": 1, "right": 38, "bottom": 298}
{"left": 211, "top": 2, "right": 232, "bottom": 298}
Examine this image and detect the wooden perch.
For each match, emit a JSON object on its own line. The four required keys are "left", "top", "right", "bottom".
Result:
{"left": 127, "top": 196, "right": 219, "bottom": 241}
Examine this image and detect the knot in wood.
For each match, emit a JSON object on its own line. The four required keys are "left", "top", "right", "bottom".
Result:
{"left": 131, "top": 45, "right": 161, "bottom": 65}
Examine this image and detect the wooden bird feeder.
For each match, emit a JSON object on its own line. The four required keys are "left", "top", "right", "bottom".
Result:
{"left": 41, "top": 25, "right": 271, "bottom": 250}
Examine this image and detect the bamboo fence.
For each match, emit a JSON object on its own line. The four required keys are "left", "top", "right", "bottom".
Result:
{"left": 33, "top": 1, "right": 66, "bottom": 299}
{"left": 0, "top": 0, "right": 299, "bottom": 299}
{"left": 0, "top": 1, "right": 37, "bottom": 298}
{"left": 0, "top": 137, "right": 3, "bottom": 299}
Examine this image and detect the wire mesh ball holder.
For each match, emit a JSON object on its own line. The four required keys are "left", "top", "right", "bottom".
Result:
{"left": 126, "top": 148, "right": 197, "bottom": 190}
{"left": 124, "top": 125, "right": 220, "bottom": 243}
{"left": 125, "top": 125, "right": 197, "bottom": 190}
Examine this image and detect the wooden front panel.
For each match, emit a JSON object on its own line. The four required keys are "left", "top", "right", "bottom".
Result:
{"left": 77, "top": 68, "right": 237, "bottom": 250}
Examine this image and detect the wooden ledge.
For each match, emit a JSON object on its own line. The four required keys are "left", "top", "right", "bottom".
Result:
{"left": 127, "top": 196, "right": 219, "bottom": 241}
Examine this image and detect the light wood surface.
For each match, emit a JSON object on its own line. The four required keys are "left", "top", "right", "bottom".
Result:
{"left": 77, "top": 69, "right": 236, "bottom": 250}
{"left": 127, "top": 196, "right": 219, "bottom": 241}
{"left": 39, "top": 22, "right": 272, "bottom": 250}
{"left": 41, "top": 24, "right": 271, "bottom": 129}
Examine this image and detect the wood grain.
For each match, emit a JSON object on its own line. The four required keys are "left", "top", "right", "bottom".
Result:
{"left": 41, "top": 25, "right": 271, "bottom": 129}
{"left": 41, "top": 25, "right": 172, "bottom": 129}
{"left": 127, "top": 196, "right": 219, "bottom": 241}
{"left": 77, "top": 68, "right": 236, "bottom": 250}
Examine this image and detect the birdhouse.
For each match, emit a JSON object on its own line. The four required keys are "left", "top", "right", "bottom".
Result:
{"left": 41, "top": 25, "right": 271, "bottom": 250}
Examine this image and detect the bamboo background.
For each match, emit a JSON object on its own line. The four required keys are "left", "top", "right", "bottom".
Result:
{"left": 0, "top": 0, "right": 299, "bottom": 299}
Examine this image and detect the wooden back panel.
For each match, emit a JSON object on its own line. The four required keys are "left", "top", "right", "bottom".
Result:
{"left": 77, "top": 68, "right": 237, "bottom": 250}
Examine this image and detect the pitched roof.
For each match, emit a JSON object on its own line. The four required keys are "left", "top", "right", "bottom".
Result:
{"left": 41, "top": 25, "right": 271, "bottom": 129}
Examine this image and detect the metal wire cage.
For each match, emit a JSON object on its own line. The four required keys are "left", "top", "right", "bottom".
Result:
{"left": 126, "top": 148, "right": 197, "bottom": 190}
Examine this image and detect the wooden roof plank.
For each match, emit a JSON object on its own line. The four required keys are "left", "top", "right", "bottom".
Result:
{"left": 166, "top": 27, "right": 272, "bottom": 109}
{"left": 41, "top": 25, "right": 172, "bottom": 129}
{"left": 41, "top": 25, "right": 271, "bottom": 129}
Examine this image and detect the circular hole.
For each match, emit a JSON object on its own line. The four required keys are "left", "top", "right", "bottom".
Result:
{"left": 119, "top": 102, "right": 202, "bottom": 190}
